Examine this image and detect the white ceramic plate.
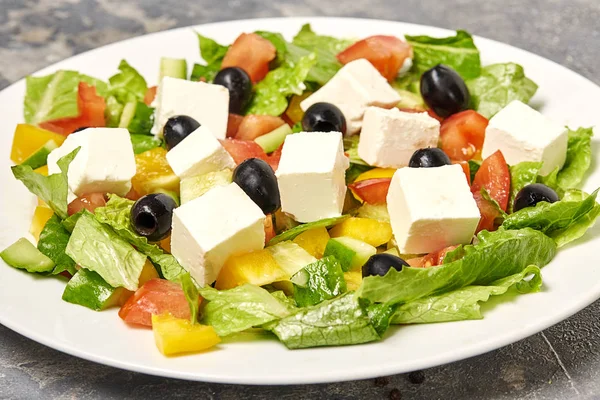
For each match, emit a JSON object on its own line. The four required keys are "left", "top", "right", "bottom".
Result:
{"left": 1, "top": 17, "right": 599, "bottom": 385}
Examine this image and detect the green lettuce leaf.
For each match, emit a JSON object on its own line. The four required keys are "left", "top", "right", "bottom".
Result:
{"left": 11, "top": 148, "right": 80, "bottom": 220}
{"left": 502, "top": 189, "right": 600, "bottom": 247}
{"left": 105, "top": 95, "right": 124, "bottom": 127}
{"left": 108, "top": 60, "right": 148, "bottom": 103}
{"left": 358, "top": 228, "right": 556, "bottom": 305}
{"left": 268, "top": 215, "right": 349, "bottom": 245}
{"left": 466, "top": 63, "right": 538, "bottom": 118}
{"left": 191, "top": 33, "right": 229, "bottom": 82}
{"left": 179, "top": 272, "right": 200, "bottom": 324}
{"left": 556, "top": 127, "right": 594, "bottom": 189}
{"left": 508, "top": 162, "right": 543, "bottom": 213}
{"left": 392, "top": 265, "right": 542, "bottom": 324}
{"left": 343, "top": 136, "right": 369, "bottom": 166}
{"left": 24, "top": 71, "right": 107, "bottom": 124}
{"left": 246, "top": 53, "right": 317, "bottom": 116}
{"left": 405, "top": 30, "right": 481, "bottom": 79}
{"left": 62, "top": 268, "right": 120, "bottom": 311}
{"left": 190, "top": 63, "right": 220, "bottom": 83}
{"left": 66, "top": 211, "right": 146, "bottom": 291}
{"left": 94, "top": 195, "right": 186, "bottom": 281}
{"left": 291, "top": 256, "right": 347, "bottom": 307}
{"left": 37, "top": 214, "right": 76, "bottom": 275}
{"left": 468, "top": 159, "right": 481, "bottom": 183}
{"left": 130, "top": 133, "right": 162, "bottom": 154}
{"left": 199, "top": 284, "right": 293, "bottom": 337}
{"left": 265, "top": 292, "right": 381, "bottom": 349}
{"left": 124, "top": 102, "right": 155, "bottom": 135}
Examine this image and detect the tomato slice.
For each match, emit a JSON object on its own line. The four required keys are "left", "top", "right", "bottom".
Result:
{"left": 235, "top": 115, "right": 285, "bottom": 141}
{"left": 337, "top": 35, "right": 413, "bottom": 81}
{"left": 348, "top": 178, "right": 391, "bottom": 205}
{"left": 67, "top": 193, "right": 107, "bottom": 216}
{"left": 221, "top": 33, "right": 277, "bottom": 83}
{"left": 118, "top": 279, "right": 192, "bottom": 327}
{"left": 471, "top": 151, "right": 511, "bottom": 233}
{"left": 439, "top": 110, "right": 488, "bottom": 161}
{"left": 407, "top": 245, "right": 460, "bottom": 268}
{"left": 219, "top": 138, "right": 281, "bottom": 171}
{"left": 227, "top": 113, "right": 244, "bottom": 138}
{"left": 39, "top": 83, "right": 106, "bottom": 135}
{"left": 144, "top": 86, "right": 157, "bottom": 105}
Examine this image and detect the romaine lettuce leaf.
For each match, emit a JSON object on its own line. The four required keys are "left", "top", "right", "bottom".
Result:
{"left": 508, "top": 162, "right": 543, "bottom": 213}
{"left": 124, "top": 102, "right": 154, "bottom": 135}
{"left": 502, "top": 189, "right": 600, "bottom": 247}
{"left": 291, "top": 256, "right": 346, "bottom": 307}
{"left": 62, "top": 268, "right": 120, "bottom": 311}
{"left": 268, "top": 215, "right": 349, "bottom": 245}
{"left": 405, "top": 30, "right": 481, "bottom": 80}
{"left": 343, "top": 136, "right": 369, "bottom": 166}
{"left": 179, "top": 272, "right": 200, "bottom": 324}
{"left": 66, "top": 211, "right": 146, "bottom": 291}
{"left": 130, "top": 133, "right": 162, "bottom": 154}
{"left": 11, "top": 148, "right": 80, "bottom": 220}
{"left": 556, "top": 127, "right": 594, "bottom": 189}
{"left": 191, "top": 33, "right": 229, "bottom": 82}
{"left": 466, "top": 63, "right": 538, "bottom": 118}
{"left": 199, "top": 284, "right": 293, "bottom": 337}
{"left": 105, "top": 95, "right": 124, "bottom": 127}
{"left": 392, "top": 265, "right": 542, "bottom": 324}
{"left": 108, "top": 60, "right": 148, "bottom": 103}
{"left": 246, "top": 53, "right": 316, "bottom": 116}
{"left": 24, "top": 71, "right": 107, "bottom": 124}
{"left": 37, "top": 214, "right": 77, "bottom": 275}
{"left": 358, "top": 228, "right": 556, "bottom": 305}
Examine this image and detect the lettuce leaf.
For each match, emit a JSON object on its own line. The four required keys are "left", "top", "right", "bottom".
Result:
{"left": 37, "top": 214, "right": 77, "bottom": 275}
{"left": 199, "top": 284, "right": 293, "bottom": 337}
{"left": 291, "top": 256, "right": 346, "bottom": 307}
{"left": 358, "top": 228, "right": 556, "bottom": 305}
{"left": 508, "top": 162, "right": 543, "bottom": 213}
{"left": 130, "top": 133, "right": 162, "bottom": 154}
{"left": 24, "top": 71, "right": 107, "bottom": 124}
{"left": 502, "top": 189, "right": 600, "bottom": 247}
{"left": 246, "top": 53, "right": 316, "bottom": 116}
{"left": 467, "top": 63, "right": 538, "bottom": 118}
{"left": 66, "top": 212, "right": 146, "bottom": 291}
{"left": 405, "top": 30, "right": 481, "bottom": 80}
{"left": 556, "top": 127, "right": 594, "bottom": 189}
{"left": 11, "top": 148, "right": 80, "bottom": 220}
{"left": 255, "top": 31, "right": 288, "bottom": 67}
{"left": 268, "top": 215, "right": 349, "bottom": 245}
{"left": 343, "top": 136, "right": 369, "bottom": 166}
{"left": 108, "top": 60, "right": 148, "bottom": 103}
{"left": 124, "top": 102, "right": 154, "bottom": 135}
{"left": 392, "top": 265, "right": 542, "bottom": 324}
{"left": 179, "top": 272, "right": 200, "bottom": 324}
{"left": 191, "top": 33, "right": 229, "bottom": 82}
{"left": 62, "top": 268, "right": 120, "bottom": 311}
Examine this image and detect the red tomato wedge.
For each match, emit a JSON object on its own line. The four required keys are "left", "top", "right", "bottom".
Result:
{"left": 119, "top": 279, "right": 192, "bottom": 327}
{"left": 219, "top": 139, "right": 281, "bottom": 171}
{"left": 407, "top": 245, "right": 460, "bottom": 268}
{"left": 337, "top": 36, "right": 413, "bottom": 81}
{"left": 221, "top": 33, "right": 276, "bottom": 83}
{"left": 67, "top": 193, "right": 107, "bottom": 216}
{"left": 144, "top": 86, "right": 157, "bottom": 105}
{"left": 39, "top": 83, "right": 106, "bottom": 135}
{"left": 348, "top": 178, "right": 392, "bottom": 205}
{"left": 235, "top": 115, "right": 286, "bottom": 141}
{"left": 227, "top": 113, "right": 244, "bottom": 138}
{"left": 440, "top": 110, "right": 488, "bottom": 161}
{"left": 471, "top": 150, "right": 511, "bottom": 232}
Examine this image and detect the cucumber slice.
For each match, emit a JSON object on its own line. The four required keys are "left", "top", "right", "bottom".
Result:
{"left": 62, "top": 268, "right": 125, "bottom": 311}
{"left": 254, "top": 124, "right": 293, "bottom": 154}
{"left": 180, "top": 169, "right": 233, "bottom": 204}
{"left": 20, "top": 140, "right": 59, "bottom": 170}
{"left": 159, "top": 58, "right": 187, "bottom": 80}
{"left": 356, "top": 203, "right": 390, "bottom": 222}
{"left": 118, "top": 102, "right": 137, "bottom": 129}
{"left": 324, "top": 237, "right": 376, "bottom": 272}
{"left": 1, "top": 238, "right": 55, "bottom": 273}
{"left": 267, "top": 241, "right": 316, "bottom": 277}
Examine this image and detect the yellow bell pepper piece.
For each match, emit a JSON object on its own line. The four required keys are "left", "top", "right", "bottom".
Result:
{"left": 216, "top": 249, "right": 287, "bottom": 290}
{"left": 132, "top": 148, "right": 180, "bottom": 195}
{"left": 10, "top": 124, "right": 66, "bottom": 164}
{"left": 292, "top": 227, "right": 330, "bottom": 258}
{"left": 355, "top": 168, "right": 397, "bottom": 182}
{"left": 344, "top": 269, "right": 363, "bottom": 291}
{"left": 329, "top": 217, "right": 392, "bottom": 247}
{"left": 152, "top": 314, "right": 220, "bottom": 356}
{"left": 34, "top": 165, "right": 49, "bottom": 176}
{"left": 30, "top": 206, "right": 55, "bottom": 241}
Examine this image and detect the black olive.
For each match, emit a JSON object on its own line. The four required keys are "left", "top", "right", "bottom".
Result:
{"left": 513, "top": 183, "right": 559, "bottom": 212}
{"left": 214, "top": 67, "right": 253, "bottom": 114}
{"left": 233, "top": 158, "right": 281, "bottom": 214}
{"left": 408, "top": 148, "right": 451, "bottom": 168}
{"left": 130, "top": 193, "right": 178, "bottom": 242}
{"left": 420, "top": 64, "right": 470, "bottom": 118}
{"left": 362, "top": 253, "right": 409, "bottom": 277}
{"left": 163, "top": 115, "right": 200, "bottom": 150}
{"left": 301, "top": 102, "right": 347, "bottom": 134}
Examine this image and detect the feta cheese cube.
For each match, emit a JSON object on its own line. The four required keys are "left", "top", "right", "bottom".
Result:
{"left": 276, "top": 131, "right": 349, "bottom": 223}
{"left": 482, "top": 100, "right": 568, "bottom": 176}
{"left": 358, "top": 107, "right": 440, "bottom": 168}
{"left": 171, "top": 183, "right": 265, "bottom": 286}
{"left": 47, "top": 128, "right": 136, "bottom": 198}
{"left": 300, "top": 59, "right": 401, "bottom": 135}
{"left": 152, "top": 77, "right": 229, "bottom": 139}
{"left": 166, "top": 125, "right": 235, "bottom": 179}
{"left": 387, "top": 164, "right": 480, "bottom": 254}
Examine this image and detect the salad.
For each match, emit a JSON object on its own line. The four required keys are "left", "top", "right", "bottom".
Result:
{"left": 2, "top": 24, "right": 598, "bottom": 357}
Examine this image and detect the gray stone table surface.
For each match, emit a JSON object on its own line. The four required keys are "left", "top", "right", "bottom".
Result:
{"left": 1, "top": 0, "right": 599, "bottom": 399}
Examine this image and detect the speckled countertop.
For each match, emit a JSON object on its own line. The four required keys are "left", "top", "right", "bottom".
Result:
{"left": 1, "top": 1, "right": 600, "bottom": 399}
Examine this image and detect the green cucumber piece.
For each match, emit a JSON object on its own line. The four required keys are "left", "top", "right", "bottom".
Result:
{"left": 255, "top": 124, "right": 293, "bottom": 154}
{"left": 159, "top": 57, "right": 188, "bottom": 80}
{"left": 62, "top": 268, "right": 124, "bottom": 311}
{"left": 118, "top": 102, "right": 137, "bottom": 129}
{"left": 267, "top": 241, "right": 316, "bottom": 277}
{"left": 1, "top": 238, "right": 55, "bottom": 273}
{"left": 324, "top": 237, "right": 377, "bottom": 272}
{"left": 356, "top": 203, "right": 390, "bottom": 222}
{"left": 20, "top": 140, "right": 59, "bottom": 170}
{"left": 180, "top": 169, "right": 233, "bottom": 204}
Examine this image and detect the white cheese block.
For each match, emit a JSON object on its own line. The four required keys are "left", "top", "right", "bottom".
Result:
{"left": 386, "top": 164, "right": 480, "bottom": 254}
{"left": 276, "top": 131, "right": 349, "bottom": 223}
{"left": 300, "top": 59, "right": 401, "bottom": 135}
{"left": 152, "top": 76, "right": 229, "bottom": 139}
{"left": 358, "top": 107, "right": 440, "bottom": 168}
{"left": 170, "top": 183, "right": 265, "bottom": 286}
{"left": 166, "top": 125, "right": 235, "bottom": 179}
{"left": 47, "top": 127, "right": 136, "bottom": 198}
{"left": 482, "top": 100, "right": 568, "bottom": 176}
